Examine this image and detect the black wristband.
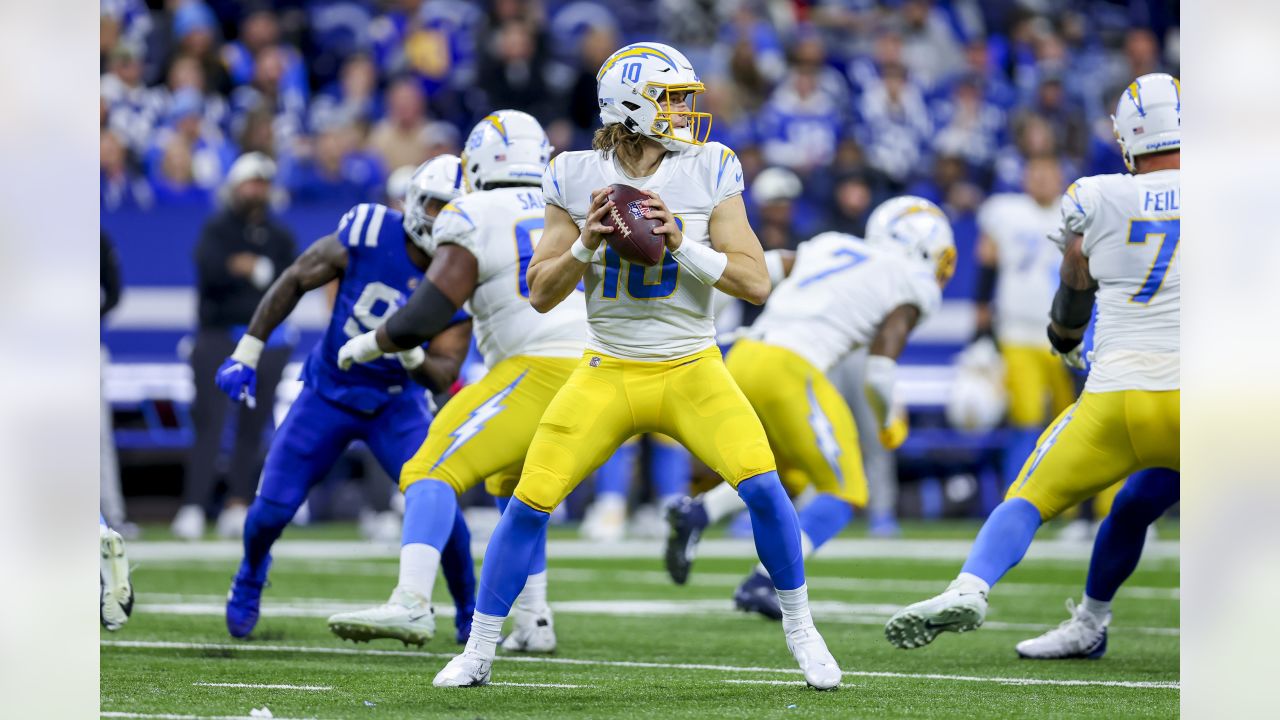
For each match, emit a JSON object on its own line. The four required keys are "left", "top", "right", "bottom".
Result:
{"left": 1046, "top": 324, "right": 1083, "bottom": 355}
{"left": 1049, "top": 283, "right": 1096, "bottom": 330}
{"left": 384, "top": 280, "right": 459, "bottom": 349}
{"left": 975, "top": 264, "right": 997, "bottom": 304}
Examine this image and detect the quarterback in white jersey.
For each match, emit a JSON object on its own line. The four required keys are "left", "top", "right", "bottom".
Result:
{"left": 664, "top": 198, "right": 955, "bottom": 619}
{"left": 335, "top": 111, "right": 586, "bottom": 655}
{"left": 886, "top": 73, "right": 1180, "bottom": 653}
{"left": 434, "top": 42, "right": 842, "bottom": 692}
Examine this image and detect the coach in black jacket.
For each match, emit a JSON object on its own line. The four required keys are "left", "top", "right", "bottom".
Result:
{"left": 175, "top": 152, "right": 296, "bottom": 541}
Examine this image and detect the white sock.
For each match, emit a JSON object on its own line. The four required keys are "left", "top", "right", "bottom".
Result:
{"left": 398, "top": 543, "right": 440, "bottom": 601}
{"left": 775, "top": 584, "right": 814, "bottom": 635}
{"left": 514, "top": 570, "right": 549, "bottom": 615}
{"left": 464, "top": 611, "right": 505, "bottom": 658}
{"left": 954, "top": 572, "right": 991, "bottom": 596}
{"left": 757, "top": 531, "right": 815, "bottom": 577}
{"left": 1080, "top": 594, "right": 1111, "bottom": 622}
{"left": 703, "top": 482, "right": 747, "bottom": 523}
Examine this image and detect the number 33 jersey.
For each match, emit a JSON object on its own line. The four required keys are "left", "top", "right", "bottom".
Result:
{"left": 748, "top": 233, "right": 942, "bottom": 373}
{"left": 543, "top": 142, "right": 745, "bottom": 361}
{"left": 432, "top": 187, "right": 587, "bottom": 367}
{"left": 1060, "top": 170, "right": 1180, "bottom": 392}
{"left": 304, "top": 203, "right": 467, "bottom": 413}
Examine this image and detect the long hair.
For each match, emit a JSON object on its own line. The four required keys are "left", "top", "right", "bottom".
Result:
{"left": 592, "top": 123, "right": 651, "bottom": 166}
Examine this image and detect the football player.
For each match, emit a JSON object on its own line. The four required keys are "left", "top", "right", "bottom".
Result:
{"left": 1016, "top": 467, "right": 1178, "bottom": 659}
{"left": 431, "top": 42, "right": 841, "bottom": 690}
{"left": 215, "top": 156, "right": 476, "bottom": 643}
{"left": 334, "top": 110, "right": 587, "bottom": 654}
{"left": 665, "top": 197, "right": 955, "bottom": 620}
{"left": 885, "top": 74, "right": 1180, "bottom": 650}
{"left": 100, "top": 514, "right": 133, "bottom": 632}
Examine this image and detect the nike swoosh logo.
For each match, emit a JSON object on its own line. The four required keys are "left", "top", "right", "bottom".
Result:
{"left": 408, "top": 610, "right": 431, "bottom": 621}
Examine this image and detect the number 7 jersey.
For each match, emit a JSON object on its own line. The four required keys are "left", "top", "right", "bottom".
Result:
{"left": 1061, "top": 169, "right": 1180, "bottom": 392}
{"left": 432, "top": 187, "right": 587, "bottom": 366}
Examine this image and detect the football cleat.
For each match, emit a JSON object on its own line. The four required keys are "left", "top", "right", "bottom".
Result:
{"left": 432, "top": 649, "right": 493, "bottom": 687}
{"left": 1015, "top": 599, "right": 1109, "bottom": 660}
{"left": 785, "top": 625, "right": 842, "bottom": 690}
{"left": 664, "top": 496, "right": 709, "bottom": 585}
{"left": 500, "top": 607, "right": 556, "bottom": 653}
{"left": 327, "top": 587, "right": 435, "bottom": 647}
{"left": 225, "top": 556, "right": 271, "bottom": 639}
{"left": 884, "top": 578, "right": 988, "bottom": 649}
{"left": 580, "top": 496, "right": 626, "bottom": 543}
{"left": 216, "top": 504, "right": 248, "bottom": 540}
{"left": 733, "top": 571, "right": 782, "bottom": 621}
{"left": 171, "top": 504, "right": 206, "bottom": 541}
{"left": 100, "top": 524, "right": 134, "bottom": 631}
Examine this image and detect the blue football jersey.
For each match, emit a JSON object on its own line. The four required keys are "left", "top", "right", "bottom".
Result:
{"left": 302, "top": 203, "right": 467, "bottom": 413}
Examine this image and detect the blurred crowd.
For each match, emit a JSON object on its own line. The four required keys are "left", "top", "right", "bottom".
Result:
{"left": 101, "top": 0, "right": 1178, "bottom": 240}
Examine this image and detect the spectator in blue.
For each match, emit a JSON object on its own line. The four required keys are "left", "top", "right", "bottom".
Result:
{"left": 856, "top": 62, "right": 932, "bottom": 192}
{"left": 991, "top": 112, "right": 1063, "bottom": 194}
{"left": 757, "top": 32, "right": 851, "bottom": 176}
{"left": 309, "top": 54, "right": 382, "bottom": 133}
{"left": 954, "top": 38, "right": 1017, "bottom": 110}
{"left": 102, "top": 41, "right": 163, "bottom": 156}
{"left": 1016, "top": 73, "right": 1087, "bottom": 165}
{"left": 280, "top": 120, "right": 384, "bottom": 207}
{"left": 147, "top": 88, "right": 235, "bottom": 199}
{"left": 223, "top": 8, "right": 310, "bottom": 111}
{"left": 230, "top": 45, "right": 308, "bottom": 161}
{"left": 373, "top": 0, "right": 484, "bottom": 106}
{"left": 168, "top": 0, "right": 230, "bottom": 95}
{"left": 157, "top": 54, "right": 231, "bottom": 139}
{"left": 101, "top": 128, "right": 154, "bottom": 213}
{"left": 302, "top": 0, "right": 374, "bottom": 91}
{"left": 931, "top": 74, "right": 1006, "bottom": 172}
{"left": 474, "top": 19, "right": 561, "bottom": 126}
{"left": 898, "top": 0, "right": 967, "bottom": 92}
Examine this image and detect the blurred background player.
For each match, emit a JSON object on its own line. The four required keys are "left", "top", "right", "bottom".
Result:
{"left": 1016, "top": 467, "right": 1178, "bottom": 659}
{"left": 333, "top": 110, "right": 586, "bottom": 655}
{"left": 101, "top": 232, "right": 135, "bottom": 537}
{"left": 885, "top": 74, "right": 1180, "bottom": 651}
{"left": 581, "top": 434, "right": 691, "bottom": 542}
{"left": 433, "top": 42, "right": 840, "bottom": 690}
{"left": 666, "top": 196, "right": 955, "bottom": 620}
{"left": 216, "top": 156, "right": 476, "bottom": 642}
{"left": 174, "top": 153, "right": 297, "bottom": 541}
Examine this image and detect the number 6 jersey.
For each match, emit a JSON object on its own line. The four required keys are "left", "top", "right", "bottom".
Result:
{"left": 432, "top": 187, "right": 587, "bottom": 367}
{"left": 1060, "top": 169, "right": 1180, "bottom": 392}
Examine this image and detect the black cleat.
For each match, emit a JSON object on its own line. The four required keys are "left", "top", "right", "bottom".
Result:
{"left": 733, "top": 571, "right": 782, "bottom": 620}
{"left": 664, "top": 496, "right": 709, "bottom": 585}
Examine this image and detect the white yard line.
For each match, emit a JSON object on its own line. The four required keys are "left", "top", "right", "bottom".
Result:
{"left": 131, "top": 597, "right": 1179, "bottom": 636}
{"left": 724, "top": 679, "right": 810, "bottom": 686}
{"left": 126, "top": 537, "right": 1179, "bottom": 562}
{"left": 192, "top": 682, "right": 331, "bottom": 691}
{"left": 102, "top": 713, "right": 317, "bottom": 720}
{"left": 489, "top": 682, "right": 593, "bottom": 689}
{"left": 101, "top": 640, "right": 1179, "bottom": 690}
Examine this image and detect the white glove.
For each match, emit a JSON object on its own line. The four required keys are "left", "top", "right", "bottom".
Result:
{"left": 396, "top": 346, "right": 426, "bottom": 370}
{"left": 1053, "top": 344, "right": 1087, "bottom": 371}
{"left": 337, "top": 331, "right": 385, "bottom": 370}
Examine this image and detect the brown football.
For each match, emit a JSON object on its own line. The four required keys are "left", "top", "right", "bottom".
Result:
{"left": 604, "top": 183, "right": 666, "bottom": 267}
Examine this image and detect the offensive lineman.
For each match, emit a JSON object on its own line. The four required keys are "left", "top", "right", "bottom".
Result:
{"left": 666, "top": 197, "right": 956, "bottom": 620}
{"left": 432, "top": 42, "right": 842, "bottom": 690}
{"left": 216, "top": 156, "right": 477, "bottom": 642}
{"left": 333, "top": 110, "right": 587, "bottom": 653}
{"left": 884, "top": 73, "right": 1180, "bottom": 650}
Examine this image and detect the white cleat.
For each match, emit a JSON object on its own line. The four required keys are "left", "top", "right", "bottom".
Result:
{"left": 580, "top": 496, "right": 626, "bottom": 543}
{"left": 327, "top": 587, "right": 435, "bottom": 647}
{"left": 100, "top": 525, "right": 134, "bottom": 631}
{"left": 433, "top": 649, "right": 493, "bottom": 687}
{"left": 1015, "top": 599, "right": 1110, "bottom": 660}
{"left": 885, "top": 578, "right": 988, "bottom": 649}
{"left": 170, "top": 504, "right": 206, "bottom": 541}
{"left": 501, "top": 607, "right": 557, "bottom": 653}
{"left": 785, "top": 625, "right": 842, "bottom": 690}
{"left": 216, "top": 504, "right": 248, "bottom": 539}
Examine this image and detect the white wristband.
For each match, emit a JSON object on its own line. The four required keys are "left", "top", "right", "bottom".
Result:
{"left": 569, "top": 236, "right": 596, "bottom": 263}
{"left": 397, "top": 346, "right": 426, "bottom": 370}
{"left": 671, "top": 240, "right": 727, "bottom": 285}
{"left": 763, "top": 250, "right": 787, "bottom": 286}
{"left": 863, "top": 354, "right": 898, "bottom": 429}
{"left": 231, "top": 334, "right": 265, "bottom": 370}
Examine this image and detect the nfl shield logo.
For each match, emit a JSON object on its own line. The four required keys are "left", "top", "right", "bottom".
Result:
{"left": 627, "top": 200, "right": 648, "bottom": 221}
{"left": 589, "top": 356, "right": 601, "bottom": 368}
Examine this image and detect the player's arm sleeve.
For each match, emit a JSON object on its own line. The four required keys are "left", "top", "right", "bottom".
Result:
{"left": 543, "top": 154, "right": 569, "bottom": 210}
{"left": 101, "top": 233, "right": 123, "bottom": 318}
{"left": 711, "top": 145, "right": 745, "bottom": 207}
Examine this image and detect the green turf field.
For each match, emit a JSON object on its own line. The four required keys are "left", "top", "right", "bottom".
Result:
{"left": 101, "top": 524, "right": 1179, "bottom": 719}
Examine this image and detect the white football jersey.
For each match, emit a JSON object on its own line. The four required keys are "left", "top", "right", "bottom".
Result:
{"left": 977, "top": 193, "right": 1062, "bottom": 346}
{"left": 748, "top": 233, "right": 942, "bottom": 372}
{"left": 432, "top": 187, "right": 587, "bottom": 367}
{"left": 543, "top": 142, "right": 744, "bottom": 360}
{"left": 1061, "top": 169, "right": 1180, "bottom": 392}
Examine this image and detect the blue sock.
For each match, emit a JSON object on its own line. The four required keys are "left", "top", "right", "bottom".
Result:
{"left": 241, "top": 496, "right": 296, "bottom": 579}
{"left": 475, "top": 498, "right": 549, "bottom": 617}
{"left": 494, "top": 495, "right": 547, "bottom": 574}
{"left": 960, "top": 498, "right": 1043, "bottom": 587}
{"left": 439, "top": 506, "right": 475, "bottom": 621}
{"left": 798, "top": 493, "right": 854, "bottom": 550}
{"left": 1002, "top": 428, "right": 1041, "bottom": 489}
{"left": 1086, "top": 468, "right": 1179, "bottom": 601}
{"left": 737, "top": 471, "right": 805, "bottom": 591}
{"left": 651, "top": 442, "right": 691, "bottom": 502}
{"left": 595, "top": 443, "right": 637, "bottom": 499}
{"left": 401, "top": 480, "right": 458, "bottom": 550}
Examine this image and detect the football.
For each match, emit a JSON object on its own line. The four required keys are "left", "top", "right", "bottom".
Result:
{"left": 604, "top": 183, "right": 666, "bottom": 266}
